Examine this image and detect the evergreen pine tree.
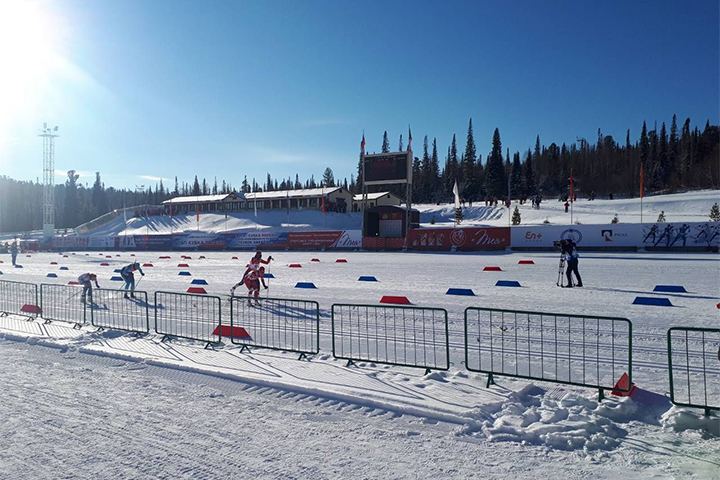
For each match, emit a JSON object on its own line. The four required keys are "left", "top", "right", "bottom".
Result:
{"left": 382, "top": 131, "right": 390, "bottom": 153}
{"left": 510, "top": 152, "right": 522, "bottom": 200}
{"left": 511, "top": 205, "right": 521, "bottom": 225}
{"left": 192, "top": 176, "right": 201, "bottom": 196}
{"left": 322, "top": 167, "right": 335, "bottom": 187}
{"left": 484, "top": 128, "right": 506, "bottom": 197}
{"left": 710, "top": 203, "right": 720, "bottom": 221}
{"left": 174, "top": 176, "right": 179, "bottom": 196}
{"left": 430, "top": 138, "right": 440, "bottom": 202}
{"left": 398, "top": 134, "right": 403, "bottom": 152}
{"left": 64, "top": 170, "right": 80, "bottom": 227}
{"left": 462, "top": 118, "right": 478, "bottom": 200}
{"left": 454, "top": 206, "right": 463, "bottom": 225}
{"left": 523, "top": 151, "right": 536, "bottom": 195}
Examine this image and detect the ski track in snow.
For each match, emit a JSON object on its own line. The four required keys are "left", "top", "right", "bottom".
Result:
{"left": 0, "top": 250, "right": 718, "bottom": 478}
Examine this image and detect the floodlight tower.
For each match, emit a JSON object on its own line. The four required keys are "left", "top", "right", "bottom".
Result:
{"left": 39, "top": 123, "right": 59, "bottom": 239}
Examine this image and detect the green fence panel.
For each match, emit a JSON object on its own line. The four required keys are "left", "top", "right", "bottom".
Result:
{"left": 39, "top": 283, "right": 86, "bottom": 325}
{"left": 229, "top": 296, "right": 320, "bottom": 358}
{"left": 90, "top": 289, "right": 150, "bottom": 334}
{"left": 0, "top": 279, "right": 40, "bottom": 319}
{"left": 667, "top": 327, "right": 720, "bottom": 416}
{"left": 331, "top": 303, "right": 450, "bottom": 372}
{"left": 154, "top": 291, "right": 222, "bottom": 344}
{"left": 464, "top": 307, "right": 633, "bottom": 399}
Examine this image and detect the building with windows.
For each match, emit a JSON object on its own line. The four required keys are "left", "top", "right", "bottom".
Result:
{"left": 161, "top": 187, "right": 354, "bottom": 215}
{"left": 352, "top": 192, "right": 402, "bottom": 212}
{"left": 162, "top": 193, "right": 246, "bottom": 214}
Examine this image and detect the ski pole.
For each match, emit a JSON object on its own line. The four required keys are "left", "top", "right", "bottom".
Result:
{"left": 265, "top": 261, "right": 272, "bottom": 298}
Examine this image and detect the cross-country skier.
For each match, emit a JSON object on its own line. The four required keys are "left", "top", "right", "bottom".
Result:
{"left": 643, "top": 224, "right": 658, "bottom": 244}
{"left": 78, "top": 273, "right": 100, "bottom": 304}
{"left": 231, "top": 266, "right": 268, "bottom": 306}
{"left": 239, "top": 251, "right": 273, "bottom": 285}
{"left": 669, "top": 223, "right": 690, "bottom": 247}
{"left": 561, "top": 240, "right": 582, "bottom": 287}
{"left": 120, "top": 261, "right": 144, "bottom": 298}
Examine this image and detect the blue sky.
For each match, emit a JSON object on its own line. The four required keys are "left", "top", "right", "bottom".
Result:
{"left": 0, "top": 0, "right": 718, "bottom": 190}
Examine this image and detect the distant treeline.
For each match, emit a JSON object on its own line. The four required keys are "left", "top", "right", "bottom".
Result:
{"left": 0, "top": 114, "right": 717, "bottom": 233}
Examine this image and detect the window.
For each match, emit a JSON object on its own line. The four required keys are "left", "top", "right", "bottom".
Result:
{"left": 299, "top": 198, "right": 307, "bottom": 208}
{"left": 290, "top": 199, "right": 298, "bottom": 208}
{"left": 272, "top": 200, "right": 280, "bottom": 209}
{"left": 264, "top": 201, "right": 271, "bottom": 209}
{"left": 309, "top": 198, "right": 318, "bottom": 207}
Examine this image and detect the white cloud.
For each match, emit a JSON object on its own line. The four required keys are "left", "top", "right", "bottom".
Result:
{"left": 138, "top": 174, "right": 170, "bottom": 182}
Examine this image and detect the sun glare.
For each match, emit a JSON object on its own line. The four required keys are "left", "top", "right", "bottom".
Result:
{"left": 0, "top": 0, "right": 65, "bottom": 147}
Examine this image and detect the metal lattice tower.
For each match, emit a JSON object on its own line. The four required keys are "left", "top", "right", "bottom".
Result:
{"left": 39, "top": 123, "right": 59, "bottom": 239}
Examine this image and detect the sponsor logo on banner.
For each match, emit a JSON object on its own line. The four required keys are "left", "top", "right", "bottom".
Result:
{"left": 523, "top": 231, "right": 544, "bottom": 241}
{"left": 332, "top": 230, "right": 362, "bottom": 248}
{"left": 560, "top": 228, "right": 583, "bottom": 244}
{"left": 450, "top": 229, "right": 465, "bottom": 246}
{"left": 408, "top": 227, "right": 509, "bottom": 250}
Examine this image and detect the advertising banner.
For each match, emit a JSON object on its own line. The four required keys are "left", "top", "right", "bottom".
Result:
{"left": 88, "top": 236, "right": 115, "bottom": 249}
{"left": 52, "top": 236, "right": 90, "bottom": 249}
{"left": 511, "top": 222, "right": 720, "bottom": 249}
{"left": 172, "top": 233, "right": 227, "bottom": 250}
{"left": 133, "top": 235, "right": 173, "bottom": 250}
{"left": 407, "top": 227, "right": 510, "bottom": 251}
{"left": 226, "top": 232, "right": 289, "bottom": 249}
{"left": 286, "top": 230, "right": 362, "bottom": 249}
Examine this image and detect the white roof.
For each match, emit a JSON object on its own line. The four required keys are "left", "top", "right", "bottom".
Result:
{"left": 244, "top": 187, "right": 342, "bottom": 200}
{"left": 162, "top": 193, "right": 243, "bottom": 205}
{"left": 353, "top": 192, "right": 397, "bottom": 201}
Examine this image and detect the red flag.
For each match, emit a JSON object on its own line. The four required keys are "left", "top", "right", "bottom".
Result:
{"left": 196, "top": 203, "right": 200, "bottom": 222}
{"left": 569, "top": 169, "right": 574, "bottom": 203}
{"left": 361, "top": 133, "right": 365, "bottom": 153}
{"left": 640, "top": 163, "right": 644, "bottom": 199}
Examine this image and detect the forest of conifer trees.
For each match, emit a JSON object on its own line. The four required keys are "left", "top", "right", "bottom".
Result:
{"left": 0, "top": 115, "right": 717, "bottom": 233}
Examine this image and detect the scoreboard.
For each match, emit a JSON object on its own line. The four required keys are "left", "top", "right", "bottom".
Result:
{"left": 363, "top": 151, "right": 411, "bottom": 186}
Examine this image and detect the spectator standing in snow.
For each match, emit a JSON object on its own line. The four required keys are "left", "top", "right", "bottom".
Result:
{"left": 10, "top": 241, "right": 18, "bottom": 266}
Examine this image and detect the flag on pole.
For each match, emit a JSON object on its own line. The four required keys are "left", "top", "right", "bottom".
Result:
{"left": 453, "top": 180, "right": 460, "bottom": 210}
{"left": 569, "top": 169, "right": 574, "bottom": 203}
{"left": 361, "top": 132, "right": 365, "bottom": 153}
{"left": 407, "top": 126, "right": 412, "bottom": 151}
{"left": 196, "top": 203, "right": 200, "bottom": 223}
{"left": 321, "top": 192, "right": 326, "bottom": 214}
{"left": 286, "top": 191, "right": 290, "bottom": 215}
{"left": 640, "top": 163, "right": 644, "bottom": 199}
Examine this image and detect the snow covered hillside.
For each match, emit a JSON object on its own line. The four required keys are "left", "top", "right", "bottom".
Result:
{"left": 417, "top": 189, "right": 720, "bottom": 227}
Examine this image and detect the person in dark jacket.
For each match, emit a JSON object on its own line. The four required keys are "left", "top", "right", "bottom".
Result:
{"left": 562, "top": 240, "right": 583, "bottom": 287}
{"left": 120, "top": 262, "right": 144, "bottom": 298}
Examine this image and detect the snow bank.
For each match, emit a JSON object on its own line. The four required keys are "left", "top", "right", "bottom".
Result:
{"left": 661, "top": 406, "right": 720, "bottom": 438}
{"left": 457, "top": 385, "right": 646, "bottom": 453}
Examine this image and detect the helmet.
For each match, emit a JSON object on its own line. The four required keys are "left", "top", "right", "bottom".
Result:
{"left": 255, "top": 251, "right": 262, "bottom": 257}
{"left": 259, "top": 266, "right": 265, "bottom": 273}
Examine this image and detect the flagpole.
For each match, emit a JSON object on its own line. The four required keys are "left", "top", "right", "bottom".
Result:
{"left": 640, "top": 163, "right": 644, "bottom": 225}
{"left": 569, "top": 169, "right": 574, "bottom": 226}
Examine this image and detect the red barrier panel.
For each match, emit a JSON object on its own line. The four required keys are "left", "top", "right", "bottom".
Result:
{"left": 186, "top": 287, "right": 207, "bottom": 294}
{"left": 483, "top": 266, "right": 502, "bottom": 271}
{"left": 177, "top": 263, "right": 189, "bottom": 267}
{"left": 379, "top": 295, "right": 412, "bottom": 305}
{"left": 518, "top": 260, "right": 535, "bottom": 265}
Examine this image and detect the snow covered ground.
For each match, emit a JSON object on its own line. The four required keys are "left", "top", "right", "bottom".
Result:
{"left": 0, "top": 250, "right": 718, "bottom": 478}
{"left": 417, "top": 189, "right": 720, "bottom": 227}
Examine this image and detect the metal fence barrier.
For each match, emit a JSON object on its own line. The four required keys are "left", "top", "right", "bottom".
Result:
{"left": 667, "top": 327, "right": 720, "bottom": 416}
{"left": 331, "top": 303, "right": 450, "bottom": 372}
{"left": 39, "top": 283, "right": 87, "bottom": 326}
{"left": 154, "top": 291, "right": 222, "bottom": 346}
{"left": 90, "top": 289, "right": 150, "bottom": 334}
{"left": 230, "top": 296, "right": 320, "bottom": 359}
{"left": 0, "top": 279, "right": 40, "bottom": 320}
{"left": 464, "top": 307, "right": 633, "bottom": 399}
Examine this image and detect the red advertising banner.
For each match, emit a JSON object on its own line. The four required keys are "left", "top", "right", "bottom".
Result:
{"left": 408, "top": 227, "right": 510, "bottom": 251}
{"left": 287, "top": 231, "right": 362, "bottom": 249}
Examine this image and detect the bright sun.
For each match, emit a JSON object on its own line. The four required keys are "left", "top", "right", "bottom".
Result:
{"left": 0, "top": 0, "right": 65, "bottom": 145}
